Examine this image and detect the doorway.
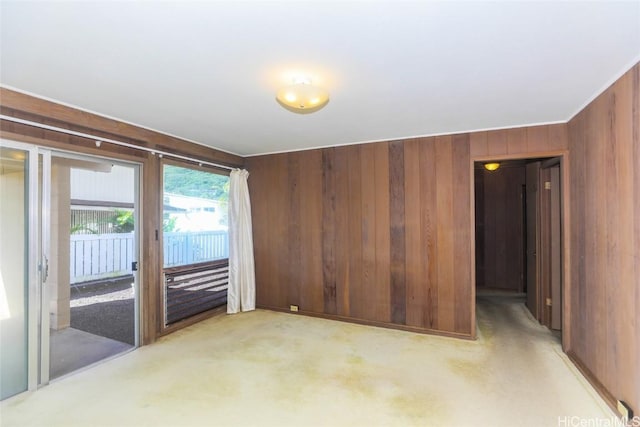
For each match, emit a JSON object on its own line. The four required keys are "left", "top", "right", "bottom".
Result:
{"left": 474, "top": 157, "right": 563, "bottom": 333}
{"left": 48, "top": 154, "right": 140, "bottom": 380}
{"left": 0, "top": 139, "right": 141, "bottom": 399}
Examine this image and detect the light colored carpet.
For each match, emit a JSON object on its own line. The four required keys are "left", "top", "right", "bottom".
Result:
{"left": 1, "top": 295, "right": 614, "bottom": 427}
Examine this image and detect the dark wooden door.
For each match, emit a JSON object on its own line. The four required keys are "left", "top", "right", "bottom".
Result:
{"left": 539, "top": 161, "right": 562, "bottom": 330}
{"left": 550, "top": 165, "right": 562, "bottom": 330}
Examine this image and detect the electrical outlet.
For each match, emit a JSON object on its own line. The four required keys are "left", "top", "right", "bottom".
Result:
{"left": 617, "top": 400, "right": 633, "bottom": 421}
{"left": 290, "top": 305, "right": 299, "bottom": 312}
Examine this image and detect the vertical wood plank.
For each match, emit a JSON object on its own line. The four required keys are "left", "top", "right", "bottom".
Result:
{"left": 469, "top": 131, "right": 488, "bottom": 157}
{"left": 452, "top": 134, "right": 471, "bottom": 334}
{"left": 435, "top": 136, "right": 455, "bottom": 332}
{"left": 142, "top": 154, "right": 160, "bottom": 343}
{"left": 248, "top": 157, "right": 269, "bottom": 307}
{"left": 592, "top": 93, "right": 608, "bottom": 382}
{"left": 334, "top": 146, "right": 351, "bottom": 317}
{"left": 570, "top": 116, "right": 585, "bottom": 357}
{"left": 288, "top": 153, "right": 301, "bottom": 307}
{"left": 548, "top": 123, "right": 569, "bottom": 150}
{"left": 603, "top": 88, "right": 619, "bottom": 393}
{"left": 251, "top": 156, "right": 271, "bottom": 308}
{"left": 347, "top": 145, "right": 363, "bottom": 320}
{"left": 526, "top": 125, "right": 549, "bottom": 153}
{"left": 403, "top": 139, "right": 424, "bottom": 327}
{"left": 260, "top": 154, "right": 289, "bottom": 307}
{"left": 420, "top": 137, "right": 438, "bottom": 329}
{"left": 322, "top": 148, "right": 337, "bottom": 314}
{"left": 270, "top": 154, "right": 290, "bottom": 309}
{"left": 389, "top": 140, "right": 406, "bottom": 325}
{"left": 486, "top": 129, "right": 508, "bottom": 156}
{"left": 506, "top": 127, "right": 527, "bottom": 155}
{"left": 360, "top": 143, "right": 377, "bottom": 321}
{"left": 298, "top": 150, "right": 323, "bottom": 313}
{"left": 374, "top": 142, "right": 391, "bottom": 323}
{"left": 581, "top": 105, "right": 597, "bottom": 370}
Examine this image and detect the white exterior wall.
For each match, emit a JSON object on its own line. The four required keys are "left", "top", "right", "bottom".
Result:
{"left": 70, "top": 165, "right": 134, "bottom": 204}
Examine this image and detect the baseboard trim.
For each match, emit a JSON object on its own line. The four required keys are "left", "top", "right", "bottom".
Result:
{"left": 256, "top": 304, "right": 474, "bottom": 340}
{"left": 566, "top": 350, "right": 619, "bottom": 415}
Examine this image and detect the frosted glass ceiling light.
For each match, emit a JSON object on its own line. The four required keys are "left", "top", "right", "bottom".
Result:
{"left": 484, "top": 162, "right": 500, "bottom": 171}
{"left": 276, "top": 77, "right": 329, "bottom": 114}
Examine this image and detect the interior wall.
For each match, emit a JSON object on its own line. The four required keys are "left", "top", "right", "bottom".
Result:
{"left": 0, "top": 88, "right": 245, "bottom": 344}
{"left": 247, "top": 124, "right": 567, "bottom": 337}
{"left": 567, "top": 63, "right": 639, "bottom": 413}
{"left": 475, "top": 165, "right": 526, "bottom": 292}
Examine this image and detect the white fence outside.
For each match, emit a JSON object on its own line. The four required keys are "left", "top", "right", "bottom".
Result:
{"left": 163, "top": 231, "right": 229, "bottom": 267}
{"left": 70, "top": 231, "right": 229, "bottom": 284}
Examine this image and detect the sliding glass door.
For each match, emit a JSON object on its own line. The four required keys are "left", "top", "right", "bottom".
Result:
{"left": 0, "top": 141, "right": 43, "bottom": 399}
{"left": 0, "top": 139, "right": 140, "bottom": 399}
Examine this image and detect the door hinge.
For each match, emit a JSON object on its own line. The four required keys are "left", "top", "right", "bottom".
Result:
{"left": 131, "top": 261, "right": 138, "bottom": 272}
{"left": 544, "top": 181, "right": 551, "bottom": 190}
{"left": 546, "top": 297, "right": 552, "bottom": 306}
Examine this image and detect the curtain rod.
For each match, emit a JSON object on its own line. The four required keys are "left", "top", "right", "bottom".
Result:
{"left": 0, "top": 114, "right": 236, "bottom": 171}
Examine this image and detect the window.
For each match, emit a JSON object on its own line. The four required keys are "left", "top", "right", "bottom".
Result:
{"left": 162, "top": 164, "right": 229, "bottom": 268}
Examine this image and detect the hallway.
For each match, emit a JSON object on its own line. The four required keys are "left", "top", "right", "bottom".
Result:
{"left": 1, "top": 297, "right": 613, "bottom": 427}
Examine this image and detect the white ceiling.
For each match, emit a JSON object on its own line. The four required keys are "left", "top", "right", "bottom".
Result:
{"left": 1, "top": 1, "right": 639, "bottom": 157}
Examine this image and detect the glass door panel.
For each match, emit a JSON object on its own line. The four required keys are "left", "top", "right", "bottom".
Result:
{"left": 0, "top": 146, "right": 30, "bottom": 399}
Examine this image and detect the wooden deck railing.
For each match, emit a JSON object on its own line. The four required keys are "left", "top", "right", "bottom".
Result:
{"left": 163, "top": 259, "right": 228, "bottom": 326}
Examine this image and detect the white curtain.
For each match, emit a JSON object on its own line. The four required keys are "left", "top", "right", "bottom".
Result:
{"left": 227, "top": 169, "right": 256, "bottom": 313}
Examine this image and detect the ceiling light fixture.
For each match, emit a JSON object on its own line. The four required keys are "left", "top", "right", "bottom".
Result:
{"left": 484, "top": 162, "right": 500, "bottom": 171}
{"left": 276, "top": 77, "right": 329, "bottom": 114}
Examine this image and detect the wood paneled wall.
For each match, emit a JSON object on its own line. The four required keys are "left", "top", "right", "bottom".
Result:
{"left": 249, "top": 135, "right": 472, "bottom": 336}
{"left": 475, "top": 165, "right": 526, "bottom": 291}
{"left": 567, "top": 63, "right": 640, "bottom": 413}
{"left": 248, "top": 124, "right": 568, "bottom": 338}
{"left": 0, "top": 88, "right": 245, "bottom": 344}
{"left": 470, "top": 124, "right": 568, "bottom": 158}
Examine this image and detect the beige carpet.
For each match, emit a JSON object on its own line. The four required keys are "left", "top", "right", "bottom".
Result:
{"left": 1, "top": 295, "right": 614, "bottom": 427}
